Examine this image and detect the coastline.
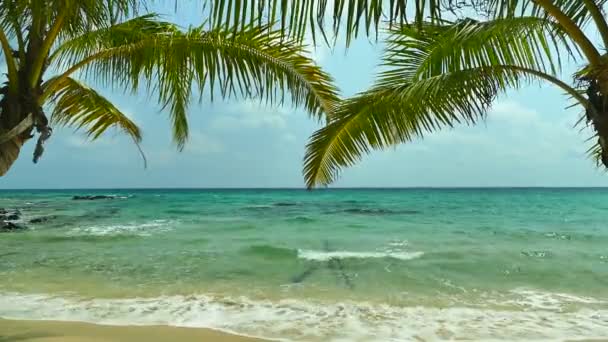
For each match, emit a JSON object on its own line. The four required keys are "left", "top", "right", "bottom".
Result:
{"left": 0, "top": 319, "right": 268, "bottom": 342}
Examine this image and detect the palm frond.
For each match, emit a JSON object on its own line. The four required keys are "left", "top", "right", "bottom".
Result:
{"left": 384, "top": 17, "right": 576, "bottom": 82}
{"left": 47, "top": 76, "right": 145, "bottom": 165}
{"left": 0, "top": 0, "right": 141, "bottom": 43}
{"left": 207, "top": 0, "right": 435, "bottom": 45}
{"left": 207, "top": 0, "right": 608, "bottom": 44}
{"left": 304, "top": 66, "right": 531, "bottom": 188}
{"left": 303, "top": 17, "right": 580, "bottom": 188}
{"left": 49, "top": 14, "right": 176, "bottom": 65}
{"left": 48, "top": 21, "right": 340, "bottom": 148}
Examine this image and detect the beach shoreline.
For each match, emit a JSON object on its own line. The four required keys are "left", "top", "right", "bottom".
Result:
{"left": 0, "top": 319, "right": 268, "bottom": 342}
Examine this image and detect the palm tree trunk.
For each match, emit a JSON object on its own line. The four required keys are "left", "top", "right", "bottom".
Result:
{"left": 585, "top": 78, "right": 608, "bottom": 167}
{"left": 0, "top": 135, "right": 25, "bottom": 176}
{"left": 0, "top": 109, "right": 34, "bottom": 177}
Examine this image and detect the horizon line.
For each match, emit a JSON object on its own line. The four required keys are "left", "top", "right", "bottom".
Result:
{"left": 2, "top": 186, "right": 608, "bottom": 191}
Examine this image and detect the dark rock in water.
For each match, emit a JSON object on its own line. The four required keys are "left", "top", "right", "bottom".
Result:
{"left": 401, "top": 210, "right": 422, "bottom": 215}
{"left": 72, "top": 195, "right": 116, "bottom": 201}
{"left": 343, "top": 208, "right": 421, "bottom": 215}
{"left": 274, "top": 202, "right": 298, "bottom": 207}
{"left": 29, "top": 216, "right": 58, "bottom": 224}
{"left": 0, "top": 222, "right": 26, "bottom": 232}
{"left": 343, "top": 208, "right": 392, "bottom": 215}
{"left": 0, "top": 209, "right": 21, "bottom": 221}
{"left": 291, "top": 265, "right": 318, "bottom": 283}
{"left": 4, "top": 213, "right": 19, "bottom": 220}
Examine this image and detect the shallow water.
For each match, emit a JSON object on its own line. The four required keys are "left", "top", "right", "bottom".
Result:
{"left": 1, "top": 188, "right": 608, "bottom": 340}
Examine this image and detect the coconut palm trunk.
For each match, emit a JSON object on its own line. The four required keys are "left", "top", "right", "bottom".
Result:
{"left": 0, "top": 0, "right": 340, "bottom": 177}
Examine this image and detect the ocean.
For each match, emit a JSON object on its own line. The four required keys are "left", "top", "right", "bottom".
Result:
{"left": 1, "top": 188, "right": 607, "bottom": 341}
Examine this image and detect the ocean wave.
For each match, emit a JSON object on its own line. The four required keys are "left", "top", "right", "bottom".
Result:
{"left": 285, "top": 216, "right": 316, "bottom": 223}
{"left": 70, "top": 219, "right": 173, "bottom": 236}
{"left": 505, "top": 288, "right": 607, "bottom": 312}
{"left": 244, "top": 245, "right": 296, "bottom": 259}
{"left": 242, "top": 205, "right": 274, "bottom": 210}
{"left": 520, "top": 250, "right": 552, "bottom": 258}
{"left": 1, "top": 292, "right": 607, "bottom": 341}
{"left": 297, "top": 249, "right": 424, "bottom": 261}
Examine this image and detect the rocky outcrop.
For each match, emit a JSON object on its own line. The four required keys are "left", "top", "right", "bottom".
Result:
{"left": 29, "top": 215, "right": 57, "bottom": 224}
{"left": 0, "top": 208, "right": 25, "bottom": 232}
{"left": 72, "top": 195, "right": 116, "bottom": 200}
{"left": 1, "top": 221, "right": 25, "bottom": 232}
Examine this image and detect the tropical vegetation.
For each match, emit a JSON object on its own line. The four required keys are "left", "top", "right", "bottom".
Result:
{"left": 209, "top": 0, "right": 608, "bottom": 188}
{"left": 0, "top": 0, "right": 339, "bottom": 176}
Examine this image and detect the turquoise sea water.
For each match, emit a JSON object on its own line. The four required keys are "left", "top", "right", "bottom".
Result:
{"left": 1, "top": 188, "right": 608, "bottom": 341}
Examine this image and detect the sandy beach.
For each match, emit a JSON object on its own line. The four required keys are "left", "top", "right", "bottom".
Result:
{"left": 0, "top": 319, "right": 266, "bottom": 342}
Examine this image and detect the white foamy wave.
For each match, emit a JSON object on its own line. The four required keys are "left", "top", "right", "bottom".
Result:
{"left": 297, "top": 249, "right": 424, "bottom": 261}
{"left": 70, "top": 219, "right": 173, "bottom": 236}
{"left": 1, "top": 292, "right": 608, "bottom": 341}
{"left": 506, "top": 288, "right": 607, "bottom": 312}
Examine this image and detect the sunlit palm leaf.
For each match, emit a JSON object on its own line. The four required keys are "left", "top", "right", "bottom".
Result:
{"left": 207, "top": 0, "right": 430, "bottom": 45}
{"left": 303, "top": 17, "right": 580, "bottom": 188}
{"left": 47, "top": 20, "right": 340, "bottom": 149}
{"left": 385, "top": 17, "right": 576, "bottom": 81}
{"left": 206, "top": 0, "right": 607, "bottom": 45}
{"left": 47, "top": 76, "right": 145, "bottom": 164}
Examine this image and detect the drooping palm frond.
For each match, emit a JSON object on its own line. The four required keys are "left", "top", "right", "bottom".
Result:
{"left": 385, "top": 17, "right": 576, "bottom": 82}
{"left": 45, "top": 19, "right": 340, "bottom": 149}
{"left": 207, "top": 0, "right": 431, "bottom": 45}
{"left": 0, "top": 0, "right": 140, "bottom": 34}
{"left": 303, "top": 18, "right": 585, "bottom": 188}
{"left": 206, "top": 0, "right": 608, "bottom": 46}
{"left": 47, "top": 76, "right": 145, "bottom": 164}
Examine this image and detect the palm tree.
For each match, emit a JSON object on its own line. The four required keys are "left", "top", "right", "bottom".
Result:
{"left": 209, "top": 0, "right": 608, "bottom": 188}
{"left": 0, "top": 0, "right": 339, "bottom": 176}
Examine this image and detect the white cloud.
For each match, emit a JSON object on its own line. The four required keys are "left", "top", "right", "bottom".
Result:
{"left": 211, "top": 100, "right": 291, "bottom": 130}
{"left": 148, "top": 131, "right": 224, "bottom": 166}
{"left": 420, "top": 100, "right": 589, "bottom": 162}
{"left": 185, "top": 131, "right": 224, "bottom": 155}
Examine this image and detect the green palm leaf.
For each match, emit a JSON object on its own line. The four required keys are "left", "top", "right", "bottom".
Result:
{"left": 207, "top": 0, "right": 608, "bottom": 46}
{"left": 45, "top": 19, "right": 340, "bottom": 149}
{"left": 303, "top": 17, "right": 584, "bottom": 188}
{"left": 47, "top": 76, "right": 145, "bottom": 164}
{"left": 208, "top": 0, "right": 426, "bottom": 45}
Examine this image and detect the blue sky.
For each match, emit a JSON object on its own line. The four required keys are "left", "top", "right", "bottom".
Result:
{"left": 3, "top": 3, "right": 608, "bottom": 189}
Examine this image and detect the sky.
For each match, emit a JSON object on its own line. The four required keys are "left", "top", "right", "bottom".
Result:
{"left": 3, "top": 3, "right": 608, "bottom": 189}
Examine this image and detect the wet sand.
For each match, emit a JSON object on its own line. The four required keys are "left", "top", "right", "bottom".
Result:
{"left": 0, "top": 319, "right": 267, "bottom": 341}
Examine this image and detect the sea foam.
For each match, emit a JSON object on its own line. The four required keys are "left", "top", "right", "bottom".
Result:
{"left": 70, "top": 219, "right": 173, "bottom": 236}
{"left": 297, "top": 249, "right": 424, "bottom": 261}
{"left": 1, "top": 291, "right": 607, "bottom": 341}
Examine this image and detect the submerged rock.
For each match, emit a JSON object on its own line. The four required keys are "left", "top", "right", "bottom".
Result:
{"left": 0, "top": 209, "right": 21, "bottom": 221}
{"left": 4, "top": 213, "right": 19, "bottom": 220}
{"left": 0, "top": 222, "right": 26, "bottom": 232}
{"left": 72, "top": 195, "right": 116, "bottom": 201}
{"left": 29, "top": 216, "right": 58, "bottom": 224}
{"left": 274, "top": 202, "right": 298, "bottom": 207}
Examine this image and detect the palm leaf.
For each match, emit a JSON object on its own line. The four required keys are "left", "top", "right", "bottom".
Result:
{"left": 47, "top": 76, "right": 146, "bottom": 165}
{"left": 384, "top": 17, "right": 576, "bottom": 82}
{"left": 208, "top": 0, "right": 431, "bottom": 45}
{"left": 206, "top": 0, "right": 608, "bottom": 45}
{"left": 47, "top": 21, "right": 340, "bottom": 149}
{"left": 303, "top": 18, "right": 581, "bottom": 188}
